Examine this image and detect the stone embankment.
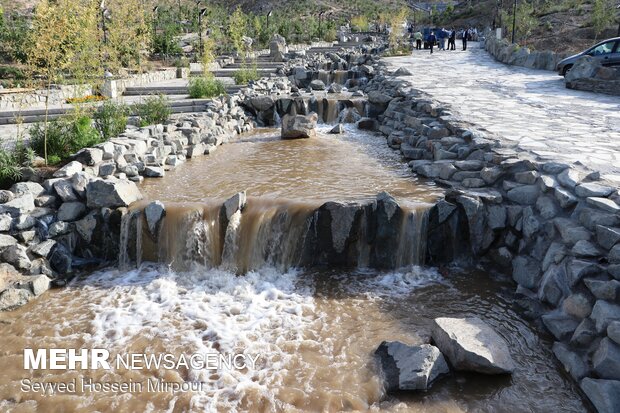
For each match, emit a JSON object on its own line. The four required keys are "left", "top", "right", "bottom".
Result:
{"left": 565, "top": 56, "right": 620, "bottom": 96}
{"left": 362, "top": 62, "right": 620, "bottom": 412}
{"left": 484, "top": 35, "right": 564, "bottom": 71}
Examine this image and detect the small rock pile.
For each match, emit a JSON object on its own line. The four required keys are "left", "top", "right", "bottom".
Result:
{"left": 375, "top": 317, "right": 514, "bottom": 392}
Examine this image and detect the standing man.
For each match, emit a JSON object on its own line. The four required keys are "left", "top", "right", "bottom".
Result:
{"left": 414, "top": 30, "right": 422, "bottom": 50}
{"left": 462, "top": 28, "right": 469, "bottom": 51}
{"left": 449, "top": 29, "right": 456, "bottom": 50}
{"left": 429, "top": 31, "right": 436, "bottom": 54}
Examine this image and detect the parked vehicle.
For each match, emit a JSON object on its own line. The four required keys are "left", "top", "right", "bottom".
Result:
{"left": 556, "top": 37, "right": 620, "bottom": 76}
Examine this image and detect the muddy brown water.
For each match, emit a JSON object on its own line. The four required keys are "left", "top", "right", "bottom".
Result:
{"left": 0, "top": 126, "right": 590, "bottom": 412}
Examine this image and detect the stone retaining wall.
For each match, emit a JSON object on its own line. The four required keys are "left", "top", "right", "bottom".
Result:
{"left": 101, "top": 69, "right": 178, "bottom": 99}
{"left": 485, "top": 35, "right": 564, "bottom": 72}
{"left": 361, "top": 63, "right": 620, "bottom": 412}
{"left": 0, "top": 84, "right": 93, "bottom": 111}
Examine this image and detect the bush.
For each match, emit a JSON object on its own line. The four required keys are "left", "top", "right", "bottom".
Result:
{"left": 233, "top": 65, "right": 259, "bottom": 85}
{"left": 188, "top": 77, "right": 227, "bottom": 98}
{"left": 30, "top": 114, "right": 102, "bottom": 165}
{"left": 95, "top": 100, "right": 129, "bottom": 141}
{"left": 132, "top": 95, "right": 171, "bottom": 127}
{"left": 0, "top": 142, "right": 33, "bottom": 186}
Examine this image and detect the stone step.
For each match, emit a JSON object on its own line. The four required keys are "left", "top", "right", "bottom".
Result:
{"left": 0, "top": 98, "right": 238, "bottom": 125}
{"left": 211, "top": 68, "right": 278, "bottom": 77}
{"left": 123, "top": 85, "right": 243, "bottom": 96}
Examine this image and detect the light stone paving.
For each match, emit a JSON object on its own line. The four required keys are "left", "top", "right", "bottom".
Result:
{"left": 384, "top": 42, "right": 620, "bottom": 183}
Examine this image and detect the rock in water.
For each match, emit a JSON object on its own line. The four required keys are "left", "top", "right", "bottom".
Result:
{"left": 145, "top": 201, "right": 166, "bottom": 238}
{"left": 281, "top": 113, "right": 318, "bottom": 139}
{"left": 431, "top": 317, "right": 515, "bottom": 374}
{"left": 375, "top": 341, "right": 449, "bottom": 391}
{"left": 329, "top": 124, "right": 344, "bottom": 134}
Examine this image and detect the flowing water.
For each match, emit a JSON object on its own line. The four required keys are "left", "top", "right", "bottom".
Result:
{"left": 0, "top": 126, "right": 590, "bottom": 412}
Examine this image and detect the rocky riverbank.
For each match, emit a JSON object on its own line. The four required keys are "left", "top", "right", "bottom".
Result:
{"left": 360, "top": 60, "right": 620, "bottom": 412}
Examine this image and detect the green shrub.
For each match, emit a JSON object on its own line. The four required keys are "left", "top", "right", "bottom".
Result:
{"left": 233, "top": 65, "right": 259, "bottom": 85}
{"left": 132, "top": 95, "right": 171, "bottom": 127}
{"left": 188, "top": 77, "right": 227, "bottom": 98}
{"left": 30, "top": 114, "right": 102, "bottom": 165}
{"left": 95, "top": 100, "right": 129, "bottom": 141}
{"left": 0, "top": 141, "right": 35, "bottom": 187}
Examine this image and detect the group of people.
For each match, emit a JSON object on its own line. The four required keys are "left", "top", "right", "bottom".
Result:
{"left": 408, "top": 26, "right": 476, "bottom": 55}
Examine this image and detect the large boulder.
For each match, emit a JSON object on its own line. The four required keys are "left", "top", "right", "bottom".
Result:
{"left": 86, "top": 179, "right": 143, "bottom": 208}
{"left": 269, "top": 34, "right": 287, "bottom": 61}
{"left": 375, "top": 341, "right": 449, "bottom": 392}
{"left": 431, "top": 317, "right": 515, "bottom": 374}
{"left": 580, "top": 378, "right": 620, "bottom": 413}
{"left": 565, "top": 55, "right": 601, "bottom": 83}
{"left": 281, "top": 113, "right": 318, "bottom": 139}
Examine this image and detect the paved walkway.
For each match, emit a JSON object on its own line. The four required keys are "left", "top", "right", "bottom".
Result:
{"left": 384, "top": 42, "right": 620, "bottom": 182}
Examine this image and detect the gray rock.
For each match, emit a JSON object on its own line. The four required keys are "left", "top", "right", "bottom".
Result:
{"left": 521, "top": 207, "right": 539, "bottom": 238}
{"left": 0, "top": 194, "right": 35, "bottom": 217}
{"left": 1, "top": 244, "right": 31, "bottom": 270}
{"left": 539, "top": 175, "right": 558, "bottom": 192}
{"left": 0, "top": 190, "right": 15, "bottom": 204}
{"left": 98, "top": 160, "right": 117, "bottom": 177}
{"left": 541, "top": 161, "right": 569, "bottom": 174}
{"left": 596, "top": 226, "right": 620, "bottom": 250}
{"left": 580, "top": 378, "right": 620, "bottom": 413}
{"left": 75, "top": 212, "right": 98, "bottom": 243}
{"left": 506, "top": 185, "right": 539, "bottom": 205}
{"left": 593, "top": 338, "right": 620, "bottom": 380}
{"left": 572, "top": 240, "right": 601, "bottom": 258}
{"left": 480, "top": 167, "right": 503, "bottom": 184}
{"left": 512, "top": 256, "right": 542, "bottom": 289}
{"left": 585, "top": 279, "right": 620, "bottom": 302}
{"left": 145, "top": 201, "right": 166, "bottom": 238}
{"left": 10, "top": 182, "right": 45, "bottom": 198}
{"left": 29, "top": 274, "right": 50, "bottom": 296}
{"left": 0, "top": 287, "right": 32, "bottom": 311}
{"left": 281, "top": 113, "right": 318, "bottom": 139}
{"left": 393, "top": 67, "right": 413, "bottom": 76}
{"left": 0, "top": 214, "right": 10, "bottom": 232}
{"left": 556, "top": 221, "right": 591, "bottom": 245}
{"left": 57, "top": 202, "right": 86, "bottom": 222}
{"left": 53, "top": 179, "right": 79, "bottom": 202}
{"left": 542, "top": 311, "right": 579, "bottom": 341}
{"left": 53, "top": 161, "right": 83, "bottom": 178}
{"left": 575, "top": 183, "right": 615, "bottom": 198}
{"left": 557, "top": 168, "right": 581, "bottom": 189}
{"left": 609, "top": 265, "right": 620, "bottom": 280}
{"left": 29, "top": 239, "right": 56, "bottom": 258}
{"left": 487, "top": 205, "right": 506, "bottom": 230}
{"left": 248, "top": 95, "right": 274, "bottom": 111}
{"left": 187, "top": 143, "right": 205, "bottom": 158}
{"left": 329, "top": 124, "right": 344, "bottom": 134}
{"left": 611, "top": 244, "right": 620, "bottom": 263}
{"left": 357, "top": 118, "right": 378, "bottom": 131}
{"left": 591, "top": 300, "right": 620, "bottom": 333}
{"left": 535, "top": 196, "right": 558, "bottom": 219}
{"left": 49, "top": 221, "right": 71, "bottom": 238}
{"left": 309, "top": 79, "right": 326, "bottom": 90}
{"left": 144, "top": 166, "right": 165, "bottom": 178}
{"left": 538, "top": 264, "right": 571, "bottom": 306}
{"left": 86, "top": 179, "right": 143, "bottom": 208}
{"left": 431, "top": 316, "right": 515, "bottom": 374}
{"left": 571, "top": 318, "right": 598, "bottom": 347}
{"left": 554, "top": 187, "right": 578, "bottom": 208}
{"left": 552, "top": 342, "right": 588, "bottom": 380}
{"left": 223, "top": 191, "right": 247, "bottom": 221}
{"left": 587, "top": 197, "right": 620, "bottom": 213}
{"left": 514, "top": 170, "right": 539, "bottom": 185}
{"left": 608, "top": 321, "right": 620, "bottom": 345}
{"left": 374, "top": 341, "right": 449, "bottom": 392}
{"left": 0, "top": 234, "right": 18, "bottom": 248}
{"left": 562, "top": 293, "right": 592, "bottom": 319}
{"left": 35, "top": 195, "right": 57, "bottom": 208}
{"left": 74, "top": 147, "right": 103, "bottom": 166}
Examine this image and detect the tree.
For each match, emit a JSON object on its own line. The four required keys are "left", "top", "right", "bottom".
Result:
{"left": 26, "top": 0, "right": 101, "bottom": 164}
{"left": 591, "top": 0, "right": 615, "bottom": 40}
{"left": 228, "top": 7, "right": 248, "bottom": 57}
{"left": 104, "top": 0, "right": 150, "bottom": 72}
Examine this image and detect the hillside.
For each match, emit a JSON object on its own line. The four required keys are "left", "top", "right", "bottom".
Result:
{"left": 435, "top": 0, "right": 619, "bottom": 54}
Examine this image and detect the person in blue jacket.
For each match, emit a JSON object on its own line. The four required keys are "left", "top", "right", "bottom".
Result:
{"left": 429, "top": 31, "right": 437, "bottom": 54}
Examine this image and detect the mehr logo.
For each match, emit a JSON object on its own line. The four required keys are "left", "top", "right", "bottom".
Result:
{"left": 24, "top": 349, "right": 111, "bottom": 370}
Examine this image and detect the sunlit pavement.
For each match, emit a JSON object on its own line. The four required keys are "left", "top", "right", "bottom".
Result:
{"left": 384, "top": 42, "right": 620, "bottom": 183}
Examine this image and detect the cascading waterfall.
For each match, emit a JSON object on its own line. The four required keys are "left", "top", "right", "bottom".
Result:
{"left": 121, "top": 195, "right": 432, "bottom": 273}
